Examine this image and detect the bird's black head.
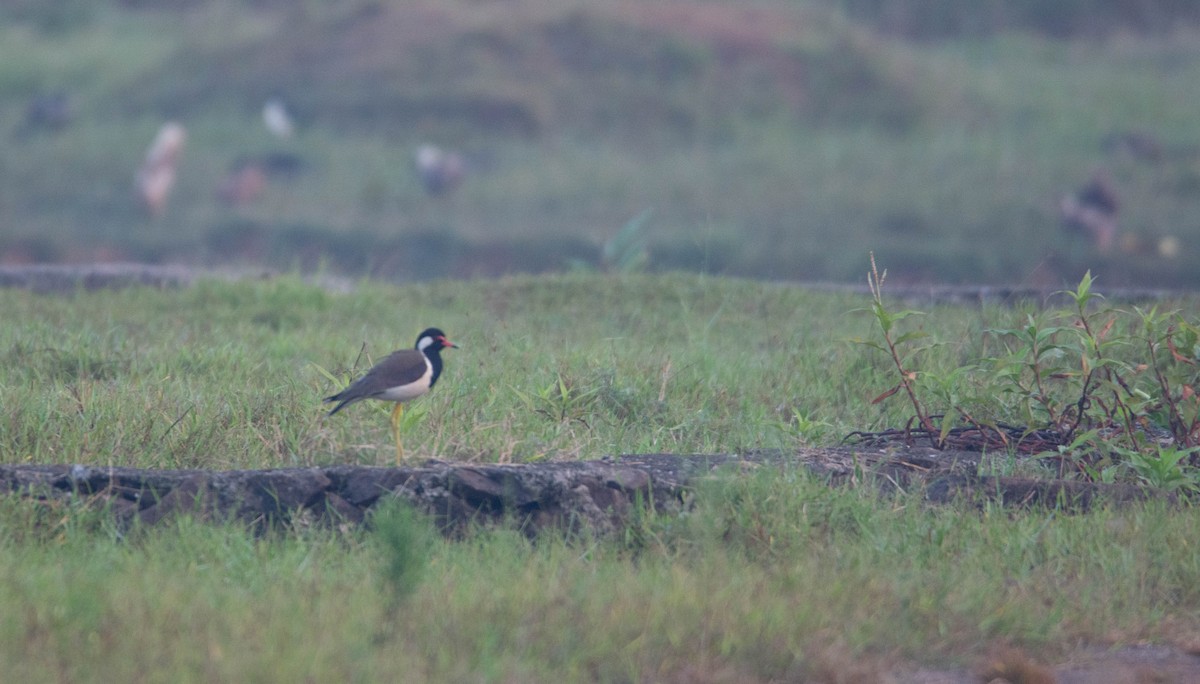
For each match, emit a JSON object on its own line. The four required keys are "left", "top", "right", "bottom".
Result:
{"left": 415, "top": 327, "right": 458, "bottom": 353}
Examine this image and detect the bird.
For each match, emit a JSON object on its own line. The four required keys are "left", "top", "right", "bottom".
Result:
{"left": 414, "top": 144, "right": 466, "bottom": 196}
{"left": 324, "top": 328, "right": 458, "bottom": 464}
{"left": 262, "top": 98, "right": 295, "bottom": 139}
{"left": 1059, "top": 170, "right": 1119, "bottom": 252}
{"left": 18, "top": 91, "right": 72, "bottom": 136}
{"left": 216, "top": 160, "right": 268, "bottom": 206}
{"left": 135, "top": 122, "right": 187, "bottom": 218}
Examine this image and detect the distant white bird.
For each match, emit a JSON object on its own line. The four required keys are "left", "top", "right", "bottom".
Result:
{"left": 262, "top": 98, "right": 295, "bottom": 139}
{"left": 414, "top": 144, "right": 466, "bottom": 196}
{"left": 135, "top": 122, "right": 187, "bottom": 218}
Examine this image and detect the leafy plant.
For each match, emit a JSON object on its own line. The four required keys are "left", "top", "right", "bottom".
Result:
{"left": 511, "top": 372, "right": 602, "bottom": 426}
{"left": 1139, "top": 308, "right": 1200, "bottom": 448}
{"left": 856, "top": 260, "right": 1200, "bottom": 487}
{"left": 570, "top": 209, "right": 653, "bottom": 274}
{"left": 775, "top": 407, "right": 833, "bottom": 445}
{"left": 1124, "top": 446, "right": 1200, "bottom": 492}
{"left": 601, "top": 209, "right": 652, "bottom": 274}
{"left": 851, "top": 253, "right": 939, "bottom": 444}
{"left": 988, "top": 313, "right": 1081, "bottom": 433}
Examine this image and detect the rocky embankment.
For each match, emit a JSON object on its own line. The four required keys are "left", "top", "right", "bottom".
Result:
{"left": 0, "top": 448, "right": 1173, "bottom": 536}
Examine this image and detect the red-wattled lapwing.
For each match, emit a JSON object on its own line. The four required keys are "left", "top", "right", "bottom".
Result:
{"left": 324, "top": 328, "right": 458, "bottom": 463}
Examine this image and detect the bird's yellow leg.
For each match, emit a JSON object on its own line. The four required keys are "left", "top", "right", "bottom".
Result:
{"left": 391, "top": 403, "right": 405, "bottom": 464}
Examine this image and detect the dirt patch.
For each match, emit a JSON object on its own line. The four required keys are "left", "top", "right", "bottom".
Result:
{"left": 894, "top": 643, "right": 1200, "bottom": 684}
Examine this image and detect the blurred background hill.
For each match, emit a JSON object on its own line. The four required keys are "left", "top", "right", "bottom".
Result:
{"left": 2, "top": 0, "right": 1199, "bottom": 286}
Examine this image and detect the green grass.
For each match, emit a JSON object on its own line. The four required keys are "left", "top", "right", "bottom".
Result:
{"left": 2, "top": 272, "right": 1198, "bottom": 468}
{"left": 4, "top": 1, "right": 1200, "bottom": 675}
{"left": 3, "top": 273, "right": 1200, "bottom": 678}
{"left": 2, "top": 467, "right": 1198, "bottom": 681}
{"left": 0, "top": 273, "right": 878, "bottom": 467}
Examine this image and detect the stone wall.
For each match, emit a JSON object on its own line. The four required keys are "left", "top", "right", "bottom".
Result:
{"left": 0, "top": 449, "right": 1173, "bottom": 536}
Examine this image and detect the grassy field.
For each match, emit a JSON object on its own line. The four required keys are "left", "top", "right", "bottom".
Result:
{"left": 2, "top": 1, "right": 1200, "bottom": 286}
{"left": 4, "top": 2, "right": 1200, "bottom": 675}
{"left": 3, "top": 471, "right": 1198, "bottom": 682}
{"left": 2, "top": 272, "right": 1200, "bottom": 680}
{"left": 2, "top": 273, "right": 886, "bottom": 468}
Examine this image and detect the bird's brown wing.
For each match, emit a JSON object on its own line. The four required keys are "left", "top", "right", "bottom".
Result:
{"left": 345, "top": 348, "right": 430, "bottom": 397}
{"left": 324, "top": 349, "right": 427, "bottom": 414}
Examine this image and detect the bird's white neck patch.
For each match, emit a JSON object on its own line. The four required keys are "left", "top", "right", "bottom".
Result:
{"left": 417, "top": 335, "right": 435, "bottom": 352}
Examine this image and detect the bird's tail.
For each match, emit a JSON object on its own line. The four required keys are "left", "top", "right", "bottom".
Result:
{"left": 323, "top": 394, "right": 352, "bottom": 417}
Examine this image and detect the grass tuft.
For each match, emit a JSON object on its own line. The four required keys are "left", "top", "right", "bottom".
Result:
{"left": 370, "top": 498, "right": 436, "bottom": 601}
